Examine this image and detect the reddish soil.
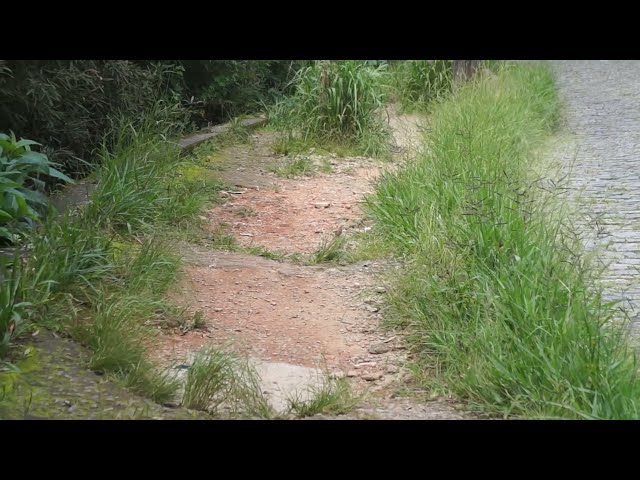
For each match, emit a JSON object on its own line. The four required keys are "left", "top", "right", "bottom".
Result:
{"left": 208, "top": 166, "right": 379, "bottom": 254}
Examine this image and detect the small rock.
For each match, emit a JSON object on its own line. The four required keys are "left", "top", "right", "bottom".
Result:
{"left": 365, "top": 305, "right": 380, "bottom": 313}
{"left": 214, "top": 307, "right": 223, "bottom": 312}
{"left": 346, "top": 370, "right": 360, "bottom": 378}
{"left": 369, "top": 343, "right": 392, "bottom": 355}
{"left": 314, "top": 202, "right": 331, "bottom": 209}
{"left": 219, "top": 191, "right": 230, "bottom": 198}
{"left": 385, "top": 365, "right": 400, "bottom": 374}
{"left": 362, "top": 372, "right": 384, "bottom": 382}
{"left": 354, "top": 361, "right": 377, "bottom": 368}
{"left": 374, "top": 286, "right": 386, "bottom": 294}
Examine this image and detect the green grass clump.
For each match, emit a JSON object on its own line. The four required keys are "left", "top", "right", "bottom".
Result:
{"left": 286, "top": 376, "right": 359, "bottom": 418}
{"left": 390, "top": 60, "right": 453, "bottom": 112}
{"left": 269, "top": 156, "right": 315, "bottom": 178}
{"left": 367, "top": 61, "right": 640, "bottom": 419}
{"left": 306, "top": 235, "right": 347, "bottom": 265}
{"left": 181, "top": 345, "right": 273, "bottom": 418}
{"left": 269, "top": 61, "right": 392, "bottom": 159}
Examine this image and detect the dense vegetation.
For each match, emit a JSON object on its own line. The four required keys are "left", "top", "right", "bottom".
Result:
{"left": 0, "top": 60, "right": 300, "bottom": 177}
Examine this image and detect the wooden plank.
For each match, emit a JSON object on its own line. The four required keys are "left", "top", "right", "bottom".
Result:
{"left": 178, "top": 117, "right": 267, "bottom": 151}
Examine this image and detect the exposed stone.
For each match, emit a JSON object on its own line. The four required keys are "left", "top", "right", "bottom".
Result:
{"left": 362, "top": 372, "right": 384, "bottom": 382}
{"left": 369, "top": 343, "right": 392, "bottom": 355}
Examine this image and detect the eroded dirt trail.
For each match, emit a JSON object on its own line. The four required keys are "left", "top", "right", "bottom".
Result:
{"left": 154, "top": 111, "right": 469, "bottom": 419}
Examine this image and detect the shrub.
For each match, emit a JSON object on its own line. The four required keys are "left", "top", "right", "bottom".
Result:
{"left": 0, "top": 132, "right": 72, "bottom": 242}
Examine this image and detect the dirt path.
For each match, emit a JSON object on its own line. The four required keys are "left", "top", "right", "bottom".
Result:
{"left": 551, "top": 61, "right": 640, "bottom": 340}
{"left": 153, "top": 112, "right": 470, "bottom": 419}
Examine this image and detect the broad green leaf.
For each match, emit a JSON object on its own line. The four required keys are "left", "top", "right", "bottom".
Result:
{"left": 15, "top": 139, "right": 41, "bottom": 149}
{"left": 47, "top": 167, "right": 74, "bottom": 184}
{"left": 0, "top": 209, "right": 13, "bottom": 221}
{"left": 0, "top": 226, "right": 12, "bottom": 240}
{"left": 17, "top": 188, "right": 47, "bottom": 205}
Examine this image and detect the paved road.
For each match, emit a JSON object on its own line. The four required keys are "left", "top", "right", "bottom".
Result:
{"left": 551, "top": 60, "right": 640, "bottom": 335}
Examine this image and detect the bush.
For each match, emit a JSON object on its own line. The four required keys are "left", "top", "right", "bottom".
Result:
{"left": 0, "top": 133, "right": 72, "bottom": 242}
{"left": 179, "top": 60, "right": 302, "bottom": 126}
{"left": 0, "top": 61, "right": 188, "bottom": 177}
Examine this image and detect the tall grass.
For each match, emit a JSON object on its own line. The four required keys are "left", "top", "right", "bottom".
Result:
{"left": 286, "top": 376, "right": 359, "bottom": 418}
{"left": 85, "top": 137, "right": 181, "bottom": 233}
{"left": 182, "top": 345, "right": 273, "bottom": 417}
{"left": 1, "top": 118, "right": 227, "bottom": 404}
{"left": 0, "top": 256, "right": 30, "bottom": 357}
{"left": 390, "top": 60, "right": 453, "bottom": 112}
{"left": 269, "top": 61, "right": 391, "bottom": 158}
{"left": 367, "top": 62, "right": 640, "bottom": 419}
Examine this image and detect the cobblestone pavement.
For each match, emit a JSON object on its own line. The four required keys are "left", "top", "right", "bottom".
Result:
{"left": 551, "top": 61, "right": 640, "bottom": 337}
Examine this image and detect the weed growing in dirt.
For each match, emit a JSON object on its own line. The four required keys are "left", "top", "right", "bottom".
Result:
{"left": 192, "top": 311, "right": 206, "bottom": 330}
{"left": 231, "top": 206, "right": 257, "bottom": 218}
{"left": 286, "top": 375, "right": 360, "bottom": 418}
{"left": 181, "top": 345, "right": 273, "bottom": 417}
{"left": 124, "top": 361, "right": 180, "bottom": 405}
{"left": 306, "top": 235, "right": 347, "bottom": 265}
{"left": 367, "top": 61, "right": 640, "bottom": 419}
{"left": 319, "top": 158, "right": 334, "bottom": 174}
{"left": 272, "top": 137, "right": 362, "bottom": 159}
{"left": 181, "top": 346, "right": 235, "bottom": 411}
{"left": 242, "top": 246, "right": 289, "bottom": 262}
{"left": 208, "top": 226, "right": 239, "bottom": 251}
{"left": 269, "top": 156, "right": 315, "bottom": 178}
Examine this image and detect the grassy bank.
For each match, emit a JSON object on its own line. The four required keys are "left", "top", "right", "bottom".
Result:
{"left": 366, "top": 62, "right": 640, "bottom": 419}
{"left": 1, "top": 119, "right": 235, "bottom": 407}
